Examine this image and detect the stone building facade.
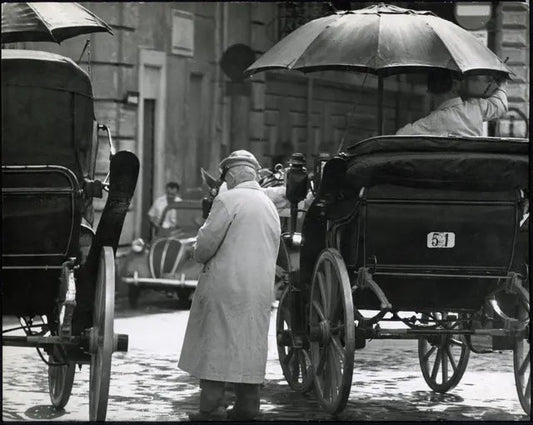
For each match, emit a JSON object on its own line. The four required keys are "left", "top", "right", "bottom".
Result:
{"left": 4, "top": 1, "right": 529, "bottom": 243}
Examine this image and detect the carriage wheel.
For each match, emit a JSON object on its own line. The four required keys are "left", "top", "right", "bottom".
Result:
{"left": 276, "top": 287, "right": 314, "bottom": 393}
{"left": 274, "top": 237, "right": 291, "bottom": 301}
{"left": 513, "top": 289, "right": 530, "bottom": 416}
{"left": 89, "top": 247, "right": 115, "bottom": 421}
{"left": 309, "top": 249, "right": 355, "bottom": 414}
{"left": 48, "top": 346, "right": 76, "bottom": 409}
{"left": 418, "top": 320, "right": 470, "bottom": 393}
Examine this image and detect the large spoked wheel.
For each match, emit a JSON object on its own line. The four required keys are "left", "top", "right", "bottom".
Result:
{"left": 418, "top": 316, "right": 470, "bottom": 393}
{"left": 309, "top": 249, "right": 355, "bottom": 414}
{"left": 89, "top": 247, "right": 116, "bottom": 421}
{"left": 513, "top": 288, "right": 530, "bottom": 416}
{"left": 276, "top": 287, "right": 314, "bottom": 393}
{"left": 275, "top": 237, "right": 291, "bottom": 301}
{"left": 48, "top": 345, "right": 76, "bottom": 409}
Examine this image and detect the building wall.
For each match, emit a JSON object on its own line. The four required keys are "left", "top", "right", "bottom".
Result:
{"left": 497, "top": 1, "right": 530, "bottom": 125}
{"left": 4, "top": 1, "right": 529, "bottom": 244}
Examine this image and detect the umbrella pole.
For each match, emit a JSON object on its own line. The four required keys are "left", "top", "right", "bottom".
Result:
{"left": 377, "top": 75, "right": 384, "bottom": 135}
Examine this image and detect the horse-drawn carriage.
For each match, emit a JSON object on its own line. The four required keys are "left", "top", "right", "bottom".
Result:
{"left": 2, "top": 49, "right": 139, "bottom": 420}
{"left": 276, "top": 135, "right": 530, "bottom": 415}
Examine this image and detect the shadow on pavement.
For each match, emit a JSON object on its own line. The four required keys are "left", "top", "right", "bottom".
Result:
{"left": 25, "top": 405, "right": 68, "bottom": 420}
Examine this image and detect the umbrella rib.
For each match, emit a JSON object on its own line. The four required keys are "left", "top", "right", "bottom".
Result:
{"left": 421, "top": 18, "right": 461, "bottom": 73}
{"left": 289, "top": 15, "right": 339, "bottom": 69}
{"left": 27, "top": 3, "right": 59, "bottom": 43}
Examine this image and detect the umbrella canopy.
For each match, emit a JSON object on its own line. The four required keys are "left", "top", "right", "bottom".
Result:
{"left": 246, "top": 3, "right": 511, "bottom": 78}
{"left": 1, "top": 2, "right": 113, "bottom": 44}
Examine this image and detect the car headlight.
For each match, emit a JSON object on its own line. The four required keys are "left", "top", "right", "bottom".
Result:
{"left": 131, "top": 238, "right": 145, "bottom": 253}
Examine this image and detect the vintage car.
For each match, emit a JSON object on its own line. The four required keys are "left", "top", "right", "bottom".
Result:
{"left": 119, "top": 165, "right": 301, "bottom": 308}
{"left": 119, "top": 208, "right": 203, "bottom": 308}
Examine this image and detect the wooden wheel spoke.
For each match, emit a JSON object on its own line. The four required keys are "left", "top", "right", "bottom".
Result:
{"left": 317, "top": 271, "right": 329, "bottom": 317}
{"left": 328, "top": 346, "right": 340, "bottom": 397}
{"left": 519, "top": 351, "right": 530, "bottom": 375}
{"left": 289, "top": 353, "right": 301, "bottom": 383}
{"left": 329, "top": 275, "right": 341, "bottom": 322}
{"left": 449, "top": 337, "right": 464, "bottom": 347}
{"left": 324, "top": 261, "right": 334, "bottom": 314}
{"left": 283, "top": 348, "right": 295, "bottom": 366}
{"left": 312, "top": 300, "right": 327, "bottom": 322}
{"left": 316, "top": 347, "right": 328, "bottom": 376}
{"left": 441, "top": 348, "right": 449, "bottom": 382}
{"left": 296, "top": 350, "right": 308, "bottom": 381}
{"left": 525, "top": 375, "right": 531, "bottom": 398}
{"left": 331, "top": 335, "right": 346, "bottom": 361}
{"left": 423, "top": 343, "right": 437, "bottom": 363}
{"left": 445, "top": 345, "right": 458, "bottom": 372}
{"left": 430, "top": 349, "right": 441, "bottom": 380}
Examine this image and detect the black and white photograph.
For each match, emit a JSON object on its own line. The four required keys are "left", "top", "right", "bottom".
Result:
{"left": 1, "top": 1, "right": 530, "bottom": 421}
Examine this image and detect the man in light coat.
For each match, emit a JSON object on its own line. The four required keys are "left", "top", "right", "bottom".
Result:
{"left": 178, "top": 150, "right": 281, "bottom": 421}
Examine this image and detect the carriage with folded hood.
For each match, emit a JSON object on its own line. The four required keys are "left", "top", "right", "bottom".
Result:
{"left": 1, "top": 49, "right": 139, "bottom": 421}
{"left": 276, "top": 135, "right": 530, "bottom": 415}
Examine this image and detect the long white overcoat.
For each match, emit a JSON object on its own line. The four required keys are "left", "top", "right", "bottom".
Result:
{"left": 178, "top": 180, "right": 281, "bottom": 383}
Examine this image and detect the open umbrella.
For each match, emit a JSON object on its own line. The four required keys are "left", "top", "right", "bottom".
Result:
{"left": 1, "top": 2, "right": 113, "bottom": 44}
{"left": 246, "top": 3, "right": 512, "bottom": 133}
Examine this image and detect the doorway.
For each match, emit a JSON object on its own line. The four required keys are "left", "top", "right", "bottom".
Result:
{"left": 135, "top": 49, "right": 167, "bottom": 239}
{"left": 141, "top": 99, "right": 155, "bottom": 240}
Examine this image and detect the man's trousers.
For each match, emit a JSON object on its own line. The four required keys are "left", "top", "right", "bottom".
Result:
{"left": 199, "top": 379, "right": 261, "bottom": 419}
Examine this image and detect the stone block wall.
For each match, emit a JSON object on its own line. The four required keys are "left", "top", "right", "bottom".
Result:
{"left": 497, "top": 1, "right": 530, "bottom": 120}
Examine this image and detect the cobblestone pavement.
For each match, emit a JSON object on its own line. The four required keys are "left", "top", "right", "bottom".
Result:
{"left": 2, "top": 296, "right": 530, "bottom": 422}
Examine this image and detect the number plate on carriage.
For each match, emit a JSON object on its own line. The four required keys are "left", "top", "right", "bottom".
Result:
{"left": 427, "top": 232, "right": 455, "bottom": 248}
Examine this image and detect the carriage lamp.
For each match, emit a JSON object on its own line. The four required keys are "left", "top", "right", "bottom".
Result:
{"left": 286, "top": 153, "right": 308, "bottom": 204}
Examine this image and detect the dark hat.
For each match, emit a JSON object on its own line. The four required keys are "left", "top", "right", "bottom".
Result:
{"left": 219, "top": 150, "right": 261, "bottom": 171}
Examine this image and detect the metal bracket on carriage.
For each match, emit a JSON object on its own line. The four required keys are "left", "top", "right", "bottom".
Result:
{"left": 487, "top": 272, "right": 530, "bottom": 330}
{"left": 58, "top": 258, "right": 79, "bottom": 338}
{"left": 353, "top": 266, "right": 392, "bottom": 325}
{"left": 83, "top": 178, "right": 104, "bottom": 198}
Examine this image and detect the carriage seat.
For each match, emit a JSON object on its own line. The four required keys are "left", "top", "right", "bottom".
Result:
{"left": 311, "top": 136, "right": 529, "bottom": 311}
{"left": 2, "top": 165, "right": 83, "bottom": 270}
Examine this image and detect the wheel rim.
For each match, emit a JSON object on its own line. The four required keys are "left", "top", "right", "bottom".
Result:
{"left": 309, "top": 249, "right": 355, "bottom": 414}
{"left": 89, "top": 247, "right": 115, "bottom": 421}
{"left": 513, "top": 293, "right": 531, "bottom": 416}
{"left": 276, "top": 287, "right": 314, "bottom": 392}
{"left": 418, "top": 316, "right": 470, "bottom": 393}
{"left": 48, "top": 346, "right": 75, "bottom": 409}
{"left": 275, "top": 238, "right": 291, "bottom": 300}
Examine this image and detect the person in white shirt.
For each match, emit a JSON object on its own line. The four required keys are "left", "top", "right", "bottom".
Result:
{"left": 147, "top": 181, "right": 182, "bottom": 235}
{"left": 396, "top": 69, "right": 508, "bottom": 137}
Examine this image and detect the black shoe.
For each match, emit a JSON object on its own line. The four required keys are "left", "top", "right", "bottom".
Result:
{"left": 226, "top": 408, "right": 259, "bottom": 421}
{"left": 187, "top": 407, "right": 228, "bottom": 421}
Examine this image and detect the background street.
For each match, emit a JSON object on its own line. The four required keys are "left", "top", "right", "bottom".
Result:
{"left": 2, "top": 292, "right": 530, "bottom": 421}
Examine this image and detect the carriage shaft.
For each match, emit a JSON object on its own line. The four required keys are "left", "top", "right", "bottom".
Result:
{"left": 371, "top": 328, "right": 525, "bottom": 339}
{"left": 2, "top": 335, "right": 83, "bottom": 348}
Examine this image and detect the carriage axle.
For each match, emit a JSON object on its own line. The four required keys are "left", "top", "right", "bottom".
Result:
{"left": 2, "top": 332, "right": 129, "bottom": 352}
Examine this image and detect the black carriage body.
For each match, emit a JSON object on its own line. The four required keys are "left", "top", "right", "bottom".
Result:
{"left": 1, "top": 50, "right": 95, "bottom": 316}
{"left": 301, "top": 136, "right": 529, "bottom": 313}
